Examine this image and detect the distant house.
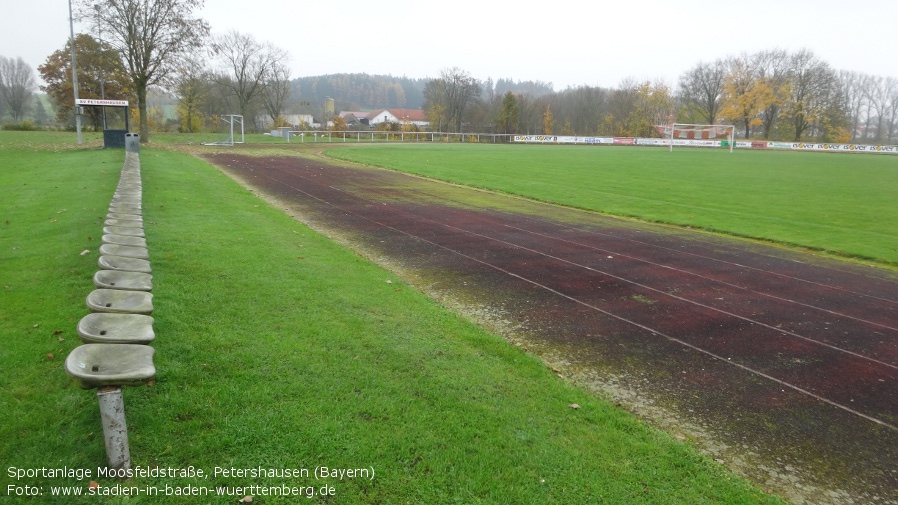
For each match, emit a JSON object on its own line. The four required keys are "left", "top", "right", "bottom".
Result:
{"left": 288, "top": 114, "right": 315, "bottom": 128}
{"left": 367, "top": 109, "right": 429, "bottom": 128}
{"left": 339, "top": 111, "right": 370, "bottom": 127}
{"left": 259, "top": 113, "right": 314, "bottom": 129}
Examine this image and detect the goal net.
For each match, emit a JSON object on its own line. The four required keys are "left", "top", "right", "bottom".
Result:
{"left": 203, "top": 115, "right": 245, "bottom": 146}
{"left": 655, "top": 124, "right": 735, "bottom": 153}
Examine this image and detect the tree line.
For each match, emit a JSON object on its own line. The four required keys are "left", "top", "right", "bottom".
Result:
{"left": 427, "top": 51, "right": 897, "bottom": 143}
{"left": 1, "top": 0, "right": 896, "bottom": 144}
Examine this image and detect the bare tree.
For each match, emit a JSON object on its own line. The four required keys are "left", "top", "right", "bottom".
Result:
{"left": 77, "top": 0, "right": 210, "bottom": 142}
{"left": 865, "top": 76, "right": 896, "bottom": 143}
{"left": 0, "top": 59, "right": 7, "bottom": 120}
{"left": 552, "top": 85, "right": 608, "bottom": 136}
{"left": 172, "top": 56, "right": 212, "bottom": 133}
{"left": 423, "top": 78, "right": 448, "bottom": 132}
{"left": 677, "top": 59, "right": 726, "bottom": 125}
{"left": 423, "top": 67, "right": 481, "bottom": 133}
{"left": 612, "top": 79, "right": 674, "bottom": 137}
{"left": 213, "top": 30, "right": 288, "bottom": 128}
{"left": 514, "top": 93, "right": 543, "bottom": 135}
{"left": 0, "top": 56, "right": 37, "bottom": 122}
{"left": 838, "top": 71, "right": 871, "bottom": 141}
{"left": 885, "top": 79, "right": 898, "bottom": 143}
{"left": 261, "top": 60, "right": 292, "bottom": 128}
{"left": 784, "top": 49, "right": 838, "bottom": 141}
{"left": 603, "top": 78, "right": 644, "bottom": 136}
{"left": 720, "top": 53, "right": 762, "bottom": 138}
{"left": 0, "top": 64, "right": 5, "bottom": 120}
{"left": 754, "top": 49, "right": 791, "bottom": 139}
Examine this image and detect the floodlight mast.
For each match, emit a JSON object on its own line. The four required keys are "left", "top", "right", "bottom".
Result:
{"left": 68, "top": 0, "right": 83, "bottom": 145}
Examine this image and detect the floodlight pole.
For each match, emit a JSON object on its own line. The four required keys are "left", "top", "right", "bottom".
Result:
{"left": 68, "top": 0, "right": 83, "bottom": 145}
{"left": 95, "top": 5, "right": 107, "bottom": 130}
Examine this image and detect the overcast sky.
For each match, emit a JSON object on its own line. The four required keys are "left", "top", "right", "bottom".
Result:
{"left": 5, "top": 0, "right": 896, "bottom": 91}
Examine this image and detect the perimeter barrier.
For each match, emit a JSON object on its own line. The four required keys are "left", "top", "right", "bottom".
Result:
{"left": 510, "top": 135, "right": 898, "bottom": 154}
{"left": 271, "top": 130, "right": 897, "bottom": 155}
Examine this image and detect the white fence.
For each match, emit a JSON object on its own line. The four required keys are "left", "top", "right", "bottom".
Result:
{"left": 511, "top": 135, "right": 898, "bottom": 154}
{"left": 272, "top": 130, "right": 898, "bottom": 155}
{"left": 281, "top": 130, "right": 513, "bottom": 144}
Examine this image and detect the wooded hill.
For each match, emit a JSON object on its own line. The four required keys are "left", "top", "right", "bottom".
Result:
{"left": 292, "top": 73, "right": 554, "bottom": 111}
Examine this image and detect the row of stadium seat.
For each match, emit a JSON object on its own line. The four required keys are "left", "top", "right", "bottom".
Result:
{"left": 63, "top": 151, "right": 156, "bottom": 471}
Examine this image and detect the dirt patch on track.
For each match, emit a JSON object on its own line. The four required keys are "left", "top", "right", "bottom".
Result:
{"left": 207, "top": 152, "right": 898, "bottom": 504}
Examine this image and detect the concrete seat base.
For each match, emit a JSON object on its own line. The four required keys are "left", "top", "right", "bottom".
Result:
{"left": 65, "top": 344, "right": 155, "bottom": 389}
{"left": 93, "top": 270, "right": 153, "bottom": 291}
{"left": 87, "top": 289, "right": 154, "bottom": 314}
{"left": 98, "top": 254, "right": 151, "bottom": 273}
{"left": 99, "top": 243, "right": 149, "bottom": 260}
{"left": 77, "top": 313, "right": 155, "bottom": 344}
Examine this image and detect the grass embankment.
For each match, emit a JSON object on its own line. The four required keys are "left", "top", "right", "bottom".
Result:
{"left": 327, "top": 143, "right": 898, "bottom": 266}
{"left": 0, "top": 132, "right": 782, "bottom": 503}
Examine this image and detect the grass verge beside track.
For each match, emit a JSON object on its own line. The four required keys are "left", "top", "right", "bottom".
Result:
{"left": 0, "top": 132, "right": 783, "bottom": 503}
{"left": 326, "top": 143, "right": 898, "bottom": 266}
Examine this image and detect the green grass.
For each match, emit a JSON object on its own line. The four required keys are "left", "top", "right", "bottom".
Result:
{"left": 0, "top": 131, "right": 783, "bottom": 503}
{"left": 326, "top": 143, "right": 898, "bottom": 266}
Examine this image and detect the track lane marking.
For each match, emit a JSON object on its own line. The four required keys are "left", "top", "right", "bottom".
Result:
{"left": 242, "top": 161, "right": 898, "bottom": 432}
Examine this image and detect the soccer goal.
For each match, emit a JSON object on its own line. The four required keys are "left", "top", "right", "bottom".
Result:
{"left": 203, "top": 115, "right": 244, "bottom": 146}
{"left": 658, "top": 124, "right": 735, "bottom": 153}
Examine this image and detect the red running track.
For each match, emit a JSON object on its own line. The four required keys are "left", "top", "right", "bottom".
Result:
{"left": 210, "top": 153, "right": 898, "bottom": 502}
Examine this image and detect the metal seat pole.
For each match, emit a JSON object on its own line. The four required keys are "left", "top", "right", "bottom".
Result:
{"left": 97, "top": 386, "right": 131, "bottom": 471}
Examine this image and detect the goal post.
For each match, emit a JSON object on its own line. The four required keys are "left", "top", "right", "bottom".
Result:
{"left": 659, "top": 124, "right": 735, "bottom": 153}
{"left": 202, "top": 115, "right": 244, "bottom": 146}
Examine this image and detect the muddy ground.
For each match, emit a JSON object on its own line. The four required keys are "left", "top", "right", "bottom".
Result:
{"left": 207, "top": 152, "right": 898, "bottom": 504}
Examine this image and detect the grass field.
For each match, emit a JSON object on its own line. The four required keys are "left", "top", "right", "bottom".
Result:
{"left": 326, "top": 143, "right": 898, "bottom": 267}
{"left": 0, "top": 131, "right": 784, "bottom": 503}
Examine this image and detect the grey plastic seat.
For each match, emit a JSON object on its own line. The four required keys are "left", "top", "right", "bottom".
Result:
{"left": 112, "top": 191, "right": 143, "bottom": 203}
{"left": 65, "top": 344, "right": 155, "bottom": 389}
{"left": 98, "top": 254, "right": 151, "bottom": 273}
{"left": 77, "top": 313, "right": 155, "bottom": 344}
{"left": 110, "top": 197, "right": 141, "bottom": 206}
{"left": 108, "top": 207, "right": 142, "bottom": 216}
{"left": 99, "top": 243, "right": 149, "bottom": 260}
{"left": 86, "top": 289, "right": 154, "bottom": 314}
{"left": 107, "top": 212, "right": 143, "bottom": 221}
{"left": 102, "top": 234, "right": 147, "bottom": 248}
{"left": 93, "top": 270, "right": 153, "bottom": 291}
{"left": 105, "top": 218, "right": 144, "bottom": 228}
{"left": 108, "top": 203, "right": 142, "bottom": 212}
{"left": 103, "top": 226, "right": 145, "bottom": 238}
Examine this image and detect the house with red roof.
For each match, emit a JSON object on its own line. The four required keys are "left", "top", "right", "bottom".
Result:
{"left": 338, "top": 111, "right": 369, "bottom": 127}
{"left": 367, "top": 109, "right": 429, "bottom": 128}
